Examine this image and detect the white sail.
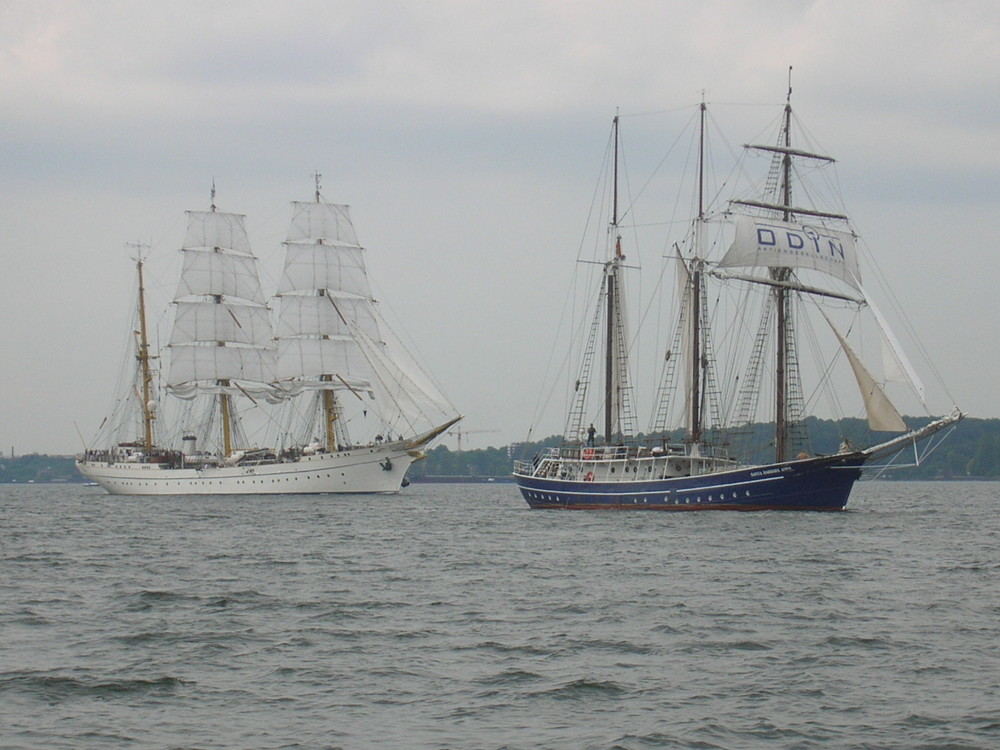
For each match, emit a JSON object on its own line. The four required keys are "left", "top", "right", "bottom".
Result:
{"left": 167, "top": 345, "right": 278, "bottom": 398}
{"left": 277, "top": 242, "right": 371, "bottom": 299}
{"left": 276, "top": 200, "right": 382, "bottom": 389}
{"left": 183, "top": 210, "right": 254, "bottom": 255}
{"left": 354, "top": 322, "right": 458, "bottom": 432}
{"left": 174, "top": 246, "right": 268, "bottom": 302}
{"left": 170, "top": 300, "right": 273, "bottom": 347}
{"left": 285, "top": 201, "right": 358, "bottom": 245}
{"left": 167, "top": 209, "right": 278, "bottom": 398}
{"left": 274, "top": 194, "right": 457, "bottom": 438}
{"left": 822, "top": 311, "right": 907, "bottom": 432}
{"left": 275, "top": 294, "right": 379, "bottom": 340}
{"left": 858, "top": 282, "right": 927, "bottom": 407}
{"left": 720, "top": 215, "right": 861, "bottom": 290}
{"left": 275, "top": 337, "right": 374, "bottom": 391}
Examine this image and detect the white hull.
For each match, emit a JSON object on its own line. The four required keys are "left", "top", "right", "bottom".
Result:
{"left": 77, "top": 442, "right": 418, "bottom": 496}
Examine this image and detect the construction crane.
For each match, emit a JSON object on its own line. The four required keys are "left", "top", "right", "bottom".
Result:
{"left": 446, "top": 427, "right": 500, "bottom": 452}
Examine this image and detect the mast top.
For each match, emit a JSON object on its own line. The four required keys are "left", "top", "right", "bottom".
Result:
{"left": 786, "top": 65, "right": 793, "bottom": 105}
{"left": 314, "top": 171, "right": 323, "bottom": 202}
{"left": 611, "top": 113, "right": 620, "bottom": 233}
{"left": 210, "top": 179, "right": 217, "bottom": 212}
{"left": 126, "top": 240, "right": 150, "bottom": 265}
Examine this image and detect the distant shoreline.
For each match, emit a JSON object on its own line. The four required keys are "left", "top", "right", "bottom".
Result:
{"left": 410, "top": 476, "right": 517, "bottom": 484}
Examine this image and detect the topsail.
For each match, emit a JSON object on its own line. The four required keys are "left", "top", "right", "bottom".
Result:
{"left": 720, "top": 214, "right": 862, "bottom": 291}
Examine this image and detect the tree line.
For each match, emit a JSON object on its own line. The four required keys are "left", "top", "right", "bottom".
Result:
{"left": 409, "top": 415, "right": 994, "bottom": 480}
{"left": 2, "top": 416, "right": 994, "bottom": 483}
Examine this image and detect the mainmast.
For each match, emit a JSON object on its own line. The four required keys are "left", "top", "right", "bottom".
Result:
{"left": 130, "top": 243, "right": 156, "bottom": 453}
{"left": 689, "top": 99, "right": 707, "bottom": 444}
{"left": 604, "top": 115, "right": 621, "bottom": 443}
{"left": 315, "top": 171, "right": 341, "bottom": 451}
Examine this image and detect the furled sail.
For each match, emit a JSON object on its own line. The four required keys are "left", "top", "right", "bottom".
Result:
{"left": 676, "top": 250, "right": 695, "bottom": 436}
{"left": 720, "top": 215, "right": 862, "bottom": 290}
{"left": 167, "top": 210, "right": 278, "bottom": 400}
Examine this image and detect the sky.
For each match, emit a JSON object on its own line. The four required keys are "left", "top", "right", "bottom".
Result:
{"left": 2, "top": 0, "right": 998, "bottom": 456}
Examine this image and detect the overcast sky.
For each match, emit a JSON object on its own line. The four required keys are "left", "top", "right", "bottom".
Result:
{"left": 2, "top": 0, "right": 997, "bottom": 455}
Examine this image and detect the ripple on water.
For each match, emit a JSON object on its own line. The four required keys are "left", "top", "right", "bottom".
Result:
{"left": 1, "top": 482, "right": 998, "bottom": 749}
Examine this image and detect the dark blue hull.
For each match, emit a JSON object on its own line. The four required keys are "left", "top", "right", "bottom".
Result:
{"left": 515, "top": 453, "right": 866, "bottom": 511}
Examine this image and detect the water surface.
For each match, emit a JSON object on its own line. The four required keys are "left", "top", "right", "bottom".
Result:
{"left": 2, "top": 481, "right": 998, "bottom": 748}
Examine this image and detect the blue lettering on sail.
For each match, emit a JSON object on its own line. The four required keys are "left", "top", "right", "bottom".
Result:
{"left": 756, "top": 228, "right": 776, "bottom": 246}
{"left": 725, "top": 214, "right": 859, "bottom": 287}
{"left": 754, "top": 222, "right": 846, "bottom": 265}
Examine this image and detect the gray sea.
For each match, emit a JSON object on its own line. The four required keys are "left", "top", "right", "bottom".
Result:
{"left": 1, "top": 481, "right": 998, "bottom": 749}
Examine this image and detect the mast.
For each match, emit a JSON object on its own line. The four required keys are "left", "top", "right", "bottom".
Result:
{"left": 167, "top": 182, "right": 276, "bottom": 458}
{"left": 220, "top": 378, "right": 233, "bottom": 456}
{"left": 689, "top": 99, "right": 707, "bottom": 444}
{"left": 210, "top": 182, "right": 235, "bottom": 457}
{"left": 773, "top": 71, "right": 793, "bottom": 462}
{"left": 275, "top": 175, "right": 386, "bottom": 451}
{"left": 322, "top": 379, "right": 337, "bottom": 449}
{"left": 130, "top": 243, "right": 156, "bottom": 453}
{"left": 604, "top": 115, "right": 621, "bottom": 443}
{"left": 719, "top": 71, "right": 927, "bottom": 455}
{"left": 315, "top": 172, "right": 340, "bottom": 451}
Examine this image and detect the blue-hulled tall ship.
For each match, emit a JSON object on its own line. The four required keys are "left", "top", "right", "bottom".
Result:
{"left": 514, "top": 84, "right": 962, "bottom": 511}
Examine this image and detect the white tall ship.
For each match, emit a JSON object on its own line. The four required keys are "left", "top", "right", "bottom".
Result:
{"left": 78, "top": 182, "right": 460, "bottom": 495}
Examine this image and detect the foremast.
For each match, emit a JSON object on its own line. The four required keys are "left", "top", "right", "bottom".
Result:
{"left": 604, "top": 115, "right": 625, "bottom": 443}
{"left": 562, "top": 117, "right": 637, "bottom": 446}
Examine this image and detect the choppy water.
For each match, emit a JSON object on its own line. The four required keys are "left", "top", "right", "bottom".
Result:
{"left": 2, "top": 481, "right": 998, "bottom": 749}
